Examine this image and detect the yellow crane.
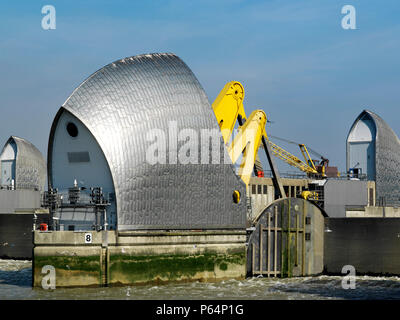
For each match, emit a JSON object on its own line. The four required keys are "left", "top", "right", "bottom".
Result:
{"left": 267, "top": 135, "right": 329, "bottom": 178}
{"left": 212, "top": 81, "right": 286, "bottom": 198}
{"left": 212, "top": 81, "right": 325, "bottom": 188}
{"left": 266, "top": 140, "right": 319, "bottom": 176}
{"left": 212, "top": 80, "right": 332, "bottom": 205}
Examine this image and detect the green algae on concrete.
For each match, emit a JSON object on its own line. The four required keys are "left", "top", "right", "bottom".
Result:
{"left": 33, "top": 255, "right": 102, "bottom": 287}
{"left": 108, "top": 251, "right": 246, "bottom": 285}
{"left": 33, "top": 230, "right": 247, "bottom": 287}
{"left": 34, "top": 255, "right": 101, "bottom": 272}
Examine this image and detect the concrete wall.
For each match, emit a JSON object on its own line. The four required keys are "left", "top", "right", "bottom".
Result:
{"left": 0, "top": 189, "right": 43, "bottom": 213}
{"left": 324, "top": 218, "right": 400, "bottom": 275}
{"left": 307, "top": 203, "right": 325, "bottom": 276}
{"left": 248, "top": 177, "right": 376, "bottom": 219}
{"left": 0, "top": 213, "right": 49, "bottom": 259}
{"left": 346, "top": 206, "right": 400, "bottom": 217}
{"left": 33, "top": 230, "right": 246, "bottom": 287}
{"left": 248, "top": 177, "right": 310, "bottom": 221}
{"left": 324, "top": 180, "right": 369, "bottom": 217}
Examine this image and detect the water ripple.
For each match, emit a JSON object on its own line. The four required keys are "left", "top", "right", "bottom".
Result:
{"left": 1, "top": 259, "right": 400, "bottom": 300}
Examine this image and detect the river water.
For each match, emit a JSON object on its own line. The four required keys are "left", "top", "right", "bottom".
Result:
{"left": 1, "top": 259, "right": 400, "bottom": 300}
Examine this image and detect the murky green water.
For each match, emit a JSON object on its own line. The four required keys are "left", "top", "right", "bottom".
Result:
{"left": 1, "top": 259, "right": 400, "bottom": 300}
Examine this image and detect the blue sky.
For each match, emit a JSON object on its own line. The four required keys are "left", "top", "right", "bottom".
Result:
{"left": 0, "top": 0, "right": 399, "bottom": 172}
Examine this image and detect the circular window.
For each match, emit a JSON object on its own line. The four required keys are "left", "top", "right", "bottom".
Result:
{"left": 233, "top": 190, "right": 241, "bottom": 204}
{"left": 66, "top": 122, "right": 78, "bottom": 138}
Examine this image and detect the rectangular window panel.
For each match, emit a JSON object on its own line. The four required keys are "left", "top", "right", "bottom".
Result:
{"left": 68, "top": 152, "right": 90, "bottom": 163}
{"left": 284, "top": 186, "right": 289, "bottom": 197}
{"left": 369, "top": 188, "right": 374, "bottom": 206}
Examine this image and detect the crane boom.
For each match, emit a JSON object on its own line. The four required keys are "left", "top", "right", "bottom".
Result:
{"left": 267, "top": 140, "right": 318, "bottom": 175}
{"left": 268, "top": 134, "right": 328, "bottom": 176}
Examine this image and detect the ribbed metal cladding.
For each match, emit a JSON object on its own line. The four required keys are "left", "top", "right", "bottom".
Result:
{"left": 49, "top": 53, "right": 246, "bottom": 230}
{"left": 347, "top": 110, "right": 400, "bottom": 206}
{"left": 2, "top": 136, "right": 47, "bottom": 191}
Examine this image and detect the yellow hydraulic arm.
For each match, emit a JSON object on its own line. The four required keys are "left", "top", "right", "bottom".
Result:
{"left": 212, "top": 81, "right": 246, "bottom": 144}
{"left": 212, "top": 81, "right": 286, "bottom": 198}
{"left": 211, "top": 82, "right": 318, "bottom": 178}
{"left": 226, "top": 109, "right": 267, "bottom": 186}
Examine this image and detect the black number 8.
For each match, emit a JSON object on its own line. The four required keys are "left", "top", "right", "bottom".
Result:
{"left": 86, "top": 234, "right": 91, "bottom": 242}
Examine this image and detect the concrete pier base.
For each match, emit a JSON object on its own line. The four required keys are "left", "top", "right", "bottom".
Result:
{"left": 33, "top": 230, "right": 246, "bottom": 288}
{"left": 324, "top": 218, "right": 400, "bottom": 275}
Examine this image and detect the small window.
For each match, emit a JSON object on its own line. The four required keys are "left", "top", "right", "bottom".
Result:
{"left": 257, "top": 185, "right": 262, "bottom": 194}
{"left": 68, "top": 225, "right": 75, "bottom": 231}
{"left": 284, "top": 186, "right": 289, "bottom": 197}
{"left": 305, "top": 217, "right": 311, "bottom": 225}
{"left": 252, "top": 185, "right": 256, "bottom": 195}
{"left": 109, "top": 193, "right": 115, "bottom": 202}
{"left": 68, "top": 152, "right": 90, "bottom": 163}
{"left": 232, "top": 190, "right": 241, "bottom": 204}
{"left": 305, "top": 233, "right": 311, "bottom": 241}
{"left": 66, "top": 122, "right": 79, "bottom": 137}
{"left": 263, "top": 185, "right": 267, "bottom": 194}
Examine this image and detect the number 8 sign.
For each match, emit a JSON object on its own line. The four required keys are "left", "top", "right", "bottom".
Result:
{"left": 85, "top": 233, "right": 92, "bottom": 244}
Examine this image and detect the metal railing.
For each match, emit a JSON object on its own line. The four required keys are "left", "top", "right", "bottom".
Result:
{"left": 257, "top": 170, "right": 368, "bottom": 181}
{"left": 0, "top": 184, "right": 41, "bottom": 191}
{"left": 261, "top": 170, "right": 308, "bottom": 179}
{"left": 42, "top": 188, "right": 113, "bottom": 208}
{"left": 41, "top": 186, "right": 112, "bottom": 231}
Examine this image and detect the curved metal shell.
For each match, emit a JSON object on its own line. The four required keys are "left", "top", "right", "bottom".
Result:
{"left": 48, "top": 53, "right": 246, "bottom": 230}
{"left": 347, "top": 109, "right": 400, "bottom": 206}
{"left": 1, "top": 136, "right": 46, "bottom": 191}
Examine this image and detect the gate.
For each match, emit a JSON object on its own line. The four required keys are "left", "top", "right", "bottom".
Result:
{"left": 247, "top": 197, "right": 325, "bottom": 278}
